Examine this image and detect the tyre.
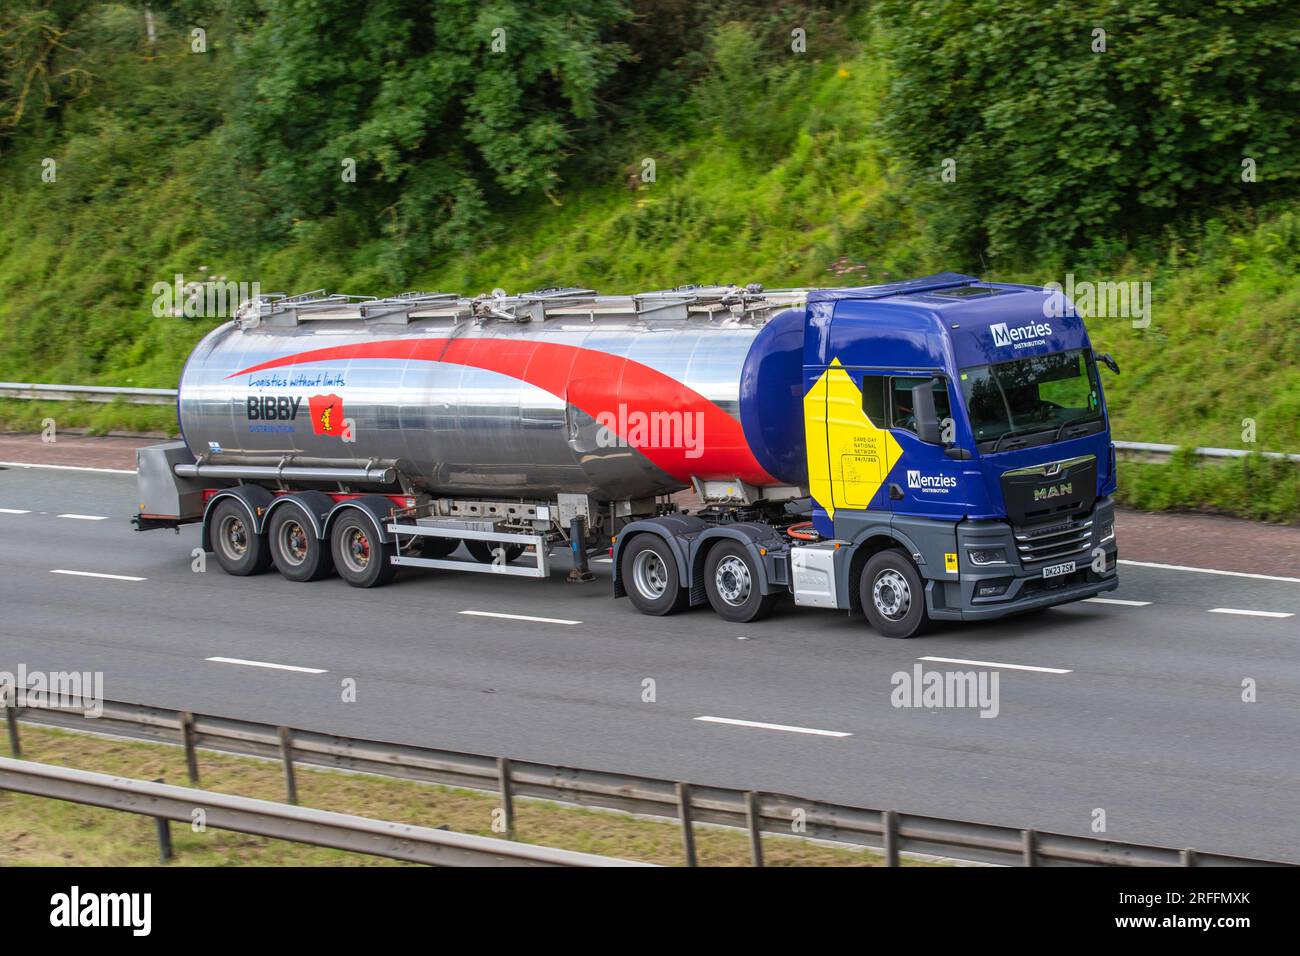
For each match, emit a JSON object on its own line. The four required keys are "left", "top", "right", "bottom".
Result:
{"left": 620, "top": 534, "right": 689, "bottom": 616}
{"left": 420, "top": 536, "right": 461, "bottom": 559}
{"left": 465, "top": 540, "right": 525, "bottom": 564}
{"left": 330, "top": 511, "right": 397, "bottom": 588}
{"left": 860, "top": 549, "right": 930, "bottom": 639}
{"left": 703, "top": 542, "right": 776, "bottom": 623}
{"left": 268, "top": 504, "right": 333, "bottom": 582}
{"left": 209, "top": 499, "right": 273, "bottom": 576}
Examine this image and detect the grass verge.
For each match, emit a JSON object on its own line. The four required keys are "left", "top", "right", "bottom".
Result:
{"left": 2, "top": 724, "right": 905, "bottom": 867}
{"left": 1116, "top": 452, "right": 1300, "bottom": 524}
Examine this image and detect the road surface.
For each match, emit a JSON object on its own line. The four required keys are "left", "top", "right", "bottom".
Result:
{"left": 1, "top": 460, "right": 1297, "bottom": 861}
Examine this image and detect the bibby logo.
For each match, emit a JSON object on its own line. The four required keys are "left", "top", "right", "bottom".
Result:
{"left": 907, "top": 470, "right": 958, "bottom": 492}
{"left": 991, "top": 320, "right": 1053, "bottom": 349}
{"left": 246, "top": 395, "right": 301, "bottom": 420}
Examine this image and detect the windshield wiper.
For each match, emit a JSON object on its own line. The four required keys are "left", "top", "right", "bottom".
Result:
{"left": 990, "top": 427, "right": 1043, "bottom": 452}
{"left": 1051, "top": 415, "right": 1099, "bottom": 444}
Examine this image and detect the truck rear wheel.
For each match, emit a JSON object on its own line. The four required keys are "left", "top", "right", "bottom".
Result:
{"left": 209, "top": 499, "right": 273, "bottom": 576}
{"left": 860, "top": 549, "right": 930, "bottom": 639}
{"left": 465, "top": 540, "right": 525, "bottom": 564}
{"left": 704, "top": 542, "right": 775, "bottom": 623}
{"left": 620, "top": 534, "right": 689, "bottom": 616}
{"left": 330, "top": 512, "right": 397, "bottom": 588}
{"left": 268, "top": 505, "right": 333, "bottom": 582}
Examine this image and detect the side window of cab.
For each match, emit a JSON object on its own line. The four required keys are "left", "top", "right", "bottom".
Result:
{"left": 889, "top": 376, "right": 950, "bottom": 439}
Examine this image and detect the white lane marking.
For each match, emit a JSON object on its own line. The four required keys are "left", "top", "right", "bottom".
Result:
{"left": 205, "top": 656, "right": 327, "bottom": 674}
{"left": 0, "top": 460, "right": 135, "bottom": 475}
{"left": 50, "top": 569, "right": 145, "bottom": 582}
{"left": 1207, "top": 608, "right": 1295, "bottom": 619}
{"left": 1119, "top": 559, "right": 1300, "bottom": 585}
{"left": 459, "top": 609, "right": 582, "bottom": 625}
{"left": 694, "top": 716, "right": 852, "bottom": 738}
{"left": 57, "top": 513, "right": 109, "bottom": 521}
{"left": 0, "top": 507, "right": 32, "bottom": 514}
{"left": 1083, "top": 597, "right": 1152, "bottom": 607}
{"left": 918, "top": 656, "right": 1072, "bottom": 675}
{"left": 592, "top": 557, "right": 613, "bottom": 564}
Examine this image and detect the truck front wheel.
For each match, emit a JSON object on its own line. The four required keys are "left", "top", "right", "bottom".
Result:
{"left": 861, "top": 550, "right": 930, "bottom": 639}
{"left": 620, "top": 535, "right": 689, "bottom": 616}
{"left": 330, "top": 513, "right": 397, "bottom": 588}
{"left": 209, "top": 499, "right": 273, "bottom": 576}
{"left": 704, "top": 542, "right": 776, "bottom": 623}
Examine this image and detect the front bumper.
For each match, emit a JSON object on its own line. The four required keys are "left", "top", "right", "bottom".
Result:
{"left": 926, "top": 497, "right": 1119, "bottom": 621}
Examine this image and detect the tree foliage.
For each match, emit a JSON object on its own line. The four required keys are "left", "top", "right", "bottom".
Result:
{"left": 222, "top": 0, "right": 631, "bottom": 277}
{"left": 879, "top": 0, "right": 1300, "bottom": 266}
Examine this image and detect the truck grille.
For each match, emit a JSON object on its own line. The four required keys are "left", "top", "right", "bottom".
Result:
{"left": 1015, "top": 516, "right": 1093, "bottom": 565}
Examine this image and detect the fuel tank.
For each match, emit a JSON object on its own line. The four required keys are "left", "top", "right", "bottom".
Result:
{"left": 177, "top": 287, "right": 810, "bottom": 501}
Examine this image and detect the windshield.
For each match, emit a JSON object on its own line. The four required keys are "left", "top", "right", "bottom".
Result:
{"left": 960, "top": 349, "right": 1102, "bottom": 448}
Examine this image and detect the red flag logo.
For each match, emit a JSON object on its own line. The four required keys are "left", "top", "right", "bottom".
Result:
{"left": 308, "top": 393, "right": 344, "bottom": 436}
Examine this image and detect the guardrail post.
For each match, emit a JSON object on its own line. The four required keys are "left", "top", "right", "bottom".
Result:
{"left": 1022, "top": 828, "right": 1038, "bottom": 867}
{"left": 745, "top": 791, "right": 764, "bottom": 867}
{"left": 676, "top": 782, "right": 697, "bottom": 867}
{"left": 152, "top": 777, "right": 173, "bottom": 862}
{"left": 1181, "top": 848, "right": 1198, "bottom": 867}
{"left": 278, "top": 726, "right": 298, "bottom": 805}
{"left": 497, "top": 757, "right": 515, "bottom": 840}
{"left": 883, "top": 810, "right": 900, "bottom": 867}
{"left": 179, "top": 711, "right": 199, "bottom": 785}
{"left": 3, "top": 685, "right": 18, "bottom": 757}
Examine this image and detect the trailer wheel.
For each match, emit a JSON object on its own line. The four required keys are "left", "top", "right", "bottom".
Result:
{"left": 268, "top": 505, "right": 333, "bottom": 582}
{"left": 330, "top": 512, "right": 397, "bottom": 588}
{"left": 209, "top": 499, "right": 273, "bottom": 576}
{"left": 620, "top": 535, "right": 689, "bottom": 616}
{"left": 465, "top": 540, "right": 525, "bottom": 564}
{"left": 860, "top": 549, "right": 930, "bottom": 639}
{"left": 704, "top": 542, "right": 776, "bottom": 623}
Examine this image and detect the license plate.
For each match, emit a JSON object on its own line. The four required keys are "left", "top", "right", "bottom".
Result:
{"left": 1042, "top": 561, "right": 1075, "bottom": 579}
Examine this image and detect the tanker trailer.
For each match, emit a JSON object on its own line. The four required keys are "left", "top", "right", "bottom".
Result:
{"left": 136, "top": 274, "right": 1121, "bottom": 638}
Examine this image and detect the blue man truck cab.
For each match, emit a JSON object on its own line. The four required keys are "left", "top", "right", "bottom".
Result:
{"left": 613, "top": 272, "right": 1120, "bottom": 638}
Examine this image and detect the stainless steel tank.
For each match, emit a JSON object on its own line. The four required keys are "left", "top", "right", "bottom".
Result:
{"left": 177, "top": 287, "right": 807, "bottom": 502}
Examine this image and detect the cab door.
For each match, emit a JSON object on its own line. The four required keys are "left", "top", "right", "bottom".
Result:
{"left": 811, "top": 362, "right": 899, "bottom": 516}
{"left": 879, "top": 371, "right": 975, "bottom": 521}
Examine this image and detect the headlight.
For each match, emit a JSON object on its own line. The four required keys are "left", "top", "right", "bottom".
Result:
{"left": 968, "top": 548, "right": 1007, "bottom": 566}
{"left": 1100, "top": 521, "right": 1115, "bottom": 543}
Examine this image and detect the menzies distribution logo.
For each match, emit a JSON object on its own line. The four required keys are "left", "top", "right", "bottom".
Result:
{"left": 991, "top": 320, "right": 1052, "bottom": 350}
{"left": 907, "top": 470, "right": 958, "bottom": 493}
{"left": 309, "top": 393, "right": 345, "bottom": 436}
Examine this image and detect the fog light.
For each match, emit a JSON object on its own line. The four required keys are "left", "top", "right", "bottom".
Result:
{"left": 969, "top": 548, "right": 1007, "bottom": 566}
{"left": 976, "top": 581, "right": 1009, "bottom": 597}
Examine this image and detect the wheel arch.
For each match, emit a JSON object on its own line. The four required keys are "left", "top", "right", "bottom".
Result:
{"left": 324, "top": 494, "right": 397, "bottom": 545}
{"left": 689, "top": 524, "right": 785, "bottom": 607}
{"left": 843, "top": 532, "right": 914, "bottom": 616}
{"left": 264, "top": 490, "right": 334, "bottom": 540}
{"left": 201, "top": 485, "right": 275, "bottom": 553}
{"left": 612, "top": 514, "right": 705, "bottom": 599}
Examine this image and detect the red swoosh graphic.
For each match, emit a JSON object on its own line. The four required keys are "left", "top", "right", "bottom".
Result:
{"left": 228, "top": 339, "right": 775, "bottom": 484}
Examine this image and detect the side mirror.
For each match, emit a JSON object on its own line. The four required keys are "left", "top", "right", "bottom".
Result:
{"left": 1097, "top": 352, "right": 1120, "bottom": 375}
{"left": 911, "top": 380, "right": 943, "bottom": 444}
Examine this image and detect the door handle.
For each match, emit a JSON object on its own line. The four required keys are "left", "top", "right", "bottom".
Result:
{"left": 889, "top": 483, "right": 904, "bottom": 500}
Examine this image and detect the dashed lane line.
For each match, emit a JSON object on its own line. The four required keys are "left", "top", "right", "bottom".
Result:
{"left": 694, "top": 716, "right": 852, "bottom": 738}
